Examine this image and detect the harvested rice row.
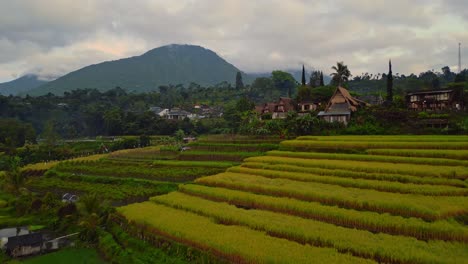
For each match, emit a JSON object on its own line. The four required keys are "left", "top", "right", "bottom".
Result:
{"left": 118, "top": 202, "right": 373, "bottom": 264}
{"left": 227, "top": 166, "right": 468, "bottom": 196}
{"left": 179, "top": 184, "right": 468, "bottom": 242}
{"left": 151, "top": 192, "right": 468, "bottom": 264}
{"left": 245, "top": 156, "right": 468, "bottom": 180}
{"left": 195, "top": 173, "right": 468, "bottom": 221}
{"left": 241, "top": 162, "right": 466, "bottom": 187}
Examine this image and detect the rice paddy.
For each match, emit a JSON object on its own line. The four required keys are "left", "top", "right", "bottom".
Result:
{"left": 118, "top": 135, "right": 468, "bottom": 263}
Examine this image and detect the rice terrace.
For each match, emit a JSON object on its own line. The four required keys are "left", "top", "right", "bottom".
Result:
{"left": 2, "top": 1, "right": 468, "bottom": 263}
{"left": 115, "top": 135, "right": 468, "bottom": 264}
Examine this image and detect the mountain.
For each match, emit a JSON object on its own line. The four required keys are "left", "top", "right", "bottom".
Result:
{"left": 0, "top": 75, "right": 48, "bottom": 96}
{"left": 28, "top": 44, "right": 251, "bottom": 96}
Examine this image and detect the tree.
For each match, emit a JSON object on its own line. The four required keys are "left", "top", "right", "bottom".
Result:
{"left": 301, "top": 65, "right": 306, "bottom": 86}
{"left": 42, "top": 120, "right": 59, "bottom": 158}
{"left": 2, "top": 156, "right": 26, "bottom": 195}
{"left": 309, "top": 71, "right": 321, "bottom": 88}
{"left": 272, "top": 71, "right": 297, "bottom": 98}
{"left": 320, "top": 71, "right": 325, "bottom": 86}
{"left": 330, "top": 62, "right": 351, "bottom": 86}
{"left": 386, "top": 60, "right": 393, "bottom": 102}
{"left": 235, "top": 71, "right": 244, "bottom": 90}
{"left": 441, "top": 66, "right": 454, "bottom": 82}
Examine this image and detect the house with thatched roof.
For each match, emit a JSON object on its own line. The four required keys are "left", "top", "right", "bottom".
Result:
{"left": 318, "top": 87, "right": 368, "bottom": 125}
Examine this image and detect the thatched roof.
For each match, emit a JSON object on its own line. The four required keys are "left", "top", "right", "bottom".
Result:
{"left": 325, "top": 87, "right": 368, "bottom": 112}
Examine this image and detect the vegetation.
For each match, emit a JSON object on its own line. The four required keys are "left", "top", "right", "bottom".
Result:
{"left": 118, "top": 202, "right": 374, "bottom": 264}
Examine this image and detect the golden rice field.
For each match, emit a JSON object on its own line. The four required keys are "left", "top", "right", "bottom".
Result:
{"left": 118, "top": 135, "right": 468, "bottom": 264}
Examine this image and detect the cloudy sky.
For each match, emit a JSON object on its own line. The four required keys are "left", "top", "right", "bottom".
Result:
{"left": 1, "top": 0, "right": 467, "bottom": 82}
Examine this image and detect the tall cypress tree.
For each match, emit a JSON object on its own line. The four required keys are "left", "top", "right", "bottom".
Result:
{"left": 235, "top": 71, "right": 244, "bottom": 90}
{"left": 386, "top": 60, "right": 393, "bottom": 102}
{"left": 301, "top": 65, "right": 306, "bottom": 86}
{"left": 320, "top": 71, "right": 325, "bottom": 86}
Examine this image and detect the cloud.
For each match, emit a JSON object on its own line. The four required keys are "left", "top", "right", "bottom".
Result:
{"left": 0, "top": 0, "right": 467, "bottom": 82}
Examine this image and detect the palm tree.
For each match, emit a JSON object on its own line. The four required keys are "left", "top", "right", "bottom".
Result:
{"left": 2, "top": 156, "right": 27, "bottom": 195}
{"left": 330, "top": 62, "right": 351, "bottom": 86}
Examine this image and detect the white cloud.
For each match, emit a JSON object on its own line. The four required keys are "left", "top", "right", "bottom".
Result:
{"left": 0, "top": 0, "right": 467, "bottom": 82}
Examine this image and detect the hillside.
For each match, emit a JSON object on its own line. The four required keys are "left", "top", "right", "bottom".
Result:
{"left": 0, "top": 74, "right": 48, "bottom": 96}
{"left": 28, "top": 44, "right": 251, "bottom": 96}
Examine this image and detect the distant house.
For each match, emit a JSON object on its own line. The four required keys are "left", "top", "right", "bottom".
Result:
{"left": 406, "top": 90, "right": 462, "bottom": 111}
{"left": 257, "top": 97, "right": 296, "bottom": 119}
{"left": 318, "top": 87, "right": 368, "bottom": 125}
{"left": 149, "top": 106, "right": 169, "bottom": 117}
{"left": 5, "top": 233, "right": 43, "bottom": 258}
{"left": 297, "top": 101, "right": 320, "bottom": 116}
{"left": 167, "top": 108, "right": 194, "bottom": 120}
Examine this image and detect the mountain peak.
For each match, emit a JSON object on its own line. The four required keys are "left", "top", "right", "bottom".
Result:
{"left": 27, "top": 44, "right": 249, "bottom": 96}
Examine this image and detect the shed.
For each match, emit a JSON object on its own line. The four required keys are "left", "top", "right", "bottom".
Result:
{"left": 5, "top": 233, "right": 43, "bottom": 257}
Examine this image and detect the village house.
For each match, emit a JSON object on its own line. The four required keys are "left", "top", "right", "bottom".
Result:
{"left": 297, "top": 101, "right": 320, "bottom": 116}
{"left": 406, "top": 89, "right": 462, "bottom": 111}
{"left": 318, "top": 87, "right": 368, "bottom": 125}
{"left": 257, "top": 97, "right": 296, "bottom": 119}
{"left": 149, "top": 106, "right": 170, "bottom": 117}
{"left": 5, "top": 233, "right": 43, "bottom": 258}
{"left": 167, "top": 107, "right": 194, "bottom": 120}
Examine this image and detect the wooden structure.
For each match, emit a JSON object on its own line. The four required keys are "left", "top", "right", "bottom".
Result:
{"left": 297, "top": 101, "right": 320, "bottom": 116}
{"left": 406, "top": 90, "right": 461, "bottom": 111}
{"left": 257, "top": 97, "right": 295, "bottom": 119}
{"left": 318, "top": 87, "right": 368, "bottom": 125}
{"left": 5, "top": 233, "right": 43, "bottom": 257}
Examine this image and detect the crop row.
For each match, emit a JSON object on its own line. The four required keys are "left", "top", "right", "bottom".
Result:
{"left": 179, "top": 184, "right": 468, "bottom": 242}
{"left": 46, "top": 170, "right": 171, "bottom": 187}
{"left": 366, "top": 149, "right": 468, "bottom": 160}
{"left": 178, "top": 151, "right": 264, "bottom": 162}
{"left": 195, "top": 173, "right": 468, "bottom": 221}
{"left": 296, "top": 135, "right": 468, "bottom": 142}
{"left": 245, "top": 156, "right": 468, "bottom": 180}
{"left": 280, "top": 140, "right": 468, "bottom": 150}
{"left": 55, "top": 162, "right": 222, "bottom": 182}
{"left": 152, "top": 160, "right": 236, "bottom": 168}
{"left": 227, "top": 166, "right": 468, "bottom": 196}
{"left": 267, "top": 150, "right": 468, "bottom": 167}
{"left": 241, "top": 162, "right": 466, "bottom": 187}
{"left": 151, "top": 191, "right": 468, "bottom": 264}
{"left": 118, "top": 202, "right": 374, "bottom": 264}
{"left": 187, "top": 142, "right": 278, "bottom": 152}
{"left": 28, "top": 177, "right": 176, "bottom": 200}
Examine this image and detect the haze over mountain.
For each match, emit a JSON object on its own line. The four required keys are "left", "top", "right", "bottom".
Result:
{"left": 0, "top": 74, "right": 48, "bottom": 96}
{"left": 28, "top": 44, "right": 252, "bottom": 96}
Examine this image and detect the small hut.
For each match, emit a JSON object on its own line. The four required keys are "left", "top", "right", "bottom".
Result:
{"left": 5, "top": 233, "right": 43, "bottom": 257}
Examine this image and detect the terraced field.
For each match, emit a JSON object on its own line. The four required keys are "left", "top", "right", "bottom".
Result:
{"left": 28, "top": 136, "right": 278, "bottom": 202}
{"left": 119, "top": 135, "right": 468, "bottom": 263}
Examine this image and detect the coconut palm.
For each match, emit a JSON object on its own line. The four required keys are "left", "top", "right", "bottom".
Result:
{"left": 331, "top": 62, "right": 351, "bottom": 86}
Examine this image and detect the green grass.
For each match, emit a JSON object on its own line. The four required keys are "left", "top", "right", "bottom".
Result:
{"left": 20, "top": 248, "right": 104, "bottom": 264}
